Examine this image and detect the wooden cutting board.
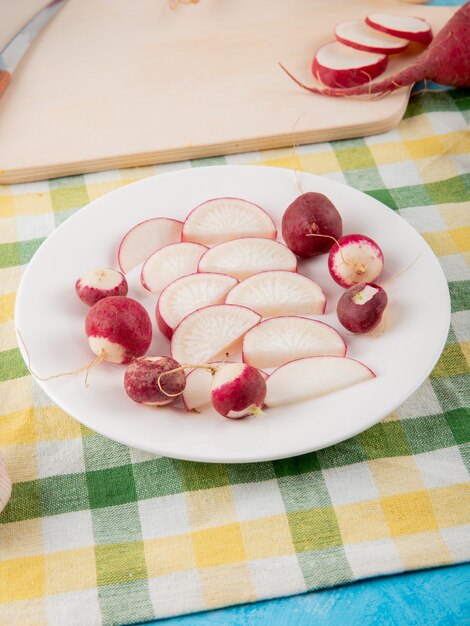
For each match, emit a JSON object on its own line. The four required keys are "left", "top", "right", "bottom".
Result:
{"left": 0, "top": 0, "right": 453, "bottom": 183}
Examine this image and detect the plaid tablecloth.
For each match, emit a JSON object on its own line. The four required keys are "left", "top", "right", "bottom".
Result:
{"left": 1, "top": 90, "right": 469, "bottom": 626}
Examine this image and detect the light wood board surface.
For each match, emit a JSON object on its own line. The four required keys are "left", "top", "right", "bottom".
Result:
{"left": 0, "top": 0, "right": 453, "bottom": 183}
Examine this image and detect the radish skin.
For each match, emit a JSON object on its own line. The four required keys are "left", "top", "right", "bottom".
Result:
{"left": 280, "top": 4, "right": 470, "bottom": 97}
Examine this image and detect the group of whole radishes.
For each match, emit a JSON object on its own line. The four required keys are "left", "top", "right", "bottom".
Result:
{"left": 76, "top": 191, "right": 388, "bottom": 419}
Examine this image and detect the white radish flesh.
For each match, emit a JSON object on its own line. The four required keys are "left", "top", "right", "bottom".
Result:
{"left": 75, "top": 268, "right": 128, "bottom": 306}
{"left": 328, "top": 234, "right": 384, "bottom": 288}
{"left": 243, "top": 316, "right": 346, "bottom": 369}
{"left": 312, "top": 42, "right": 388, "bottom": 88}
{"left": 365, "top": 13, "right": 432, "bottom": 44}
{"left": 182, "top": 197, "right": 277, "bottom": 245}
{"left": 198, "top": 238, "right": 297, "bottom": 281}
{"left": 335, "top": 20, "right": 409, "bottom": 54}
{"left": 266, "top": 356, "right": 375, "bottom": 407}
{"left": 226, "top": 270, "right": 326, "bottom": 317}
{"left": 141, "top": 242, "right": 207, "bottom": 293}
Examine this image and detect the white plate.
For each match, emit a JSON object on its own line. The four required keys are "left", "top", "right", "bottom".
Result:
{"left": 15, "top": 165, "right": 450, "bottom": 463}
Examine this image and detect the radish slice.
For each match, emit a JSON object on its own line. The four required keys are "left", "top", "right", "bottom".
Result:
{"left": 141, "top": 242, "right": 207, "bottom": 293}
{"left": 156, "top": 272, "right": 238, "bottom": 339}
{"left": 265, "top": 356, "right": 375, "bottom": 408}
{"left": 328, "top": 234, "right": 384, "bottom": 288}
{"left": 171, "top": 304, "right": 261, "bottom": 364}
{"left": 335, "top": 20, "right": 409, "bottom": 54}
{"left": 198, "top": 238, "right": 297, "bottom": 281}
{"left": 226, "top": 270, "right": 326, "bottom": 317}
{"left": 243, "top": 316, "right": 346, "bottom": 369}
{"left": 366, "top": 13, "right": 432, "bottom": 44}
{"left": 182, "top": 197, "right": 277, "bottom": 245}
{"left": 118, "top": 218, "right": 183, "bottom": 274}
{"left": 312, "top": 41, "right": 387, "bottom": 88}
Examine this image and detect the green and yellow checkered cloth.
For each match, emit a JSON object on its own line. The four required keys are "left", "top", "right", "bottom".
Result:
{"left": 1, "top": 91, "right": 469, "bottom": 626}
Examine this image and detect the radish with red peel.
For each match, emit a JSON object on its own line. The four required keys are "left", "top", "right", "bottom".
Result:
{"left": 156, "top": 272, "right": 238, "bottom": 339}
{"left": 365, "top": 13, "right": 433, "bottom": 44}
{"left": 141, "top": 242, "right": 207, "bottom": 293}
{"left": 118, "top": 218, "right": 183, "bottom": 274}
{"left": 328, "top": 234, "right": 384, "bottom": 288}
{"left": 75, "top": 268, "right": 128, "bottom": 306}
{"left": 337, "top": 282, "right": 388, "bottom": 334}
{"left": 312, "top": 42, "right": 388, "bottom": 88}
{"left": 124, "top": 356, "right": 185, "bottom": 406}
{"left": 243, "top": 316, "right": 346, "bottom": 369}
{"left": 85, "top": 296, "right": 152, "bottom": 364}
{"left": 335, "top": 20, "right": 409, "bottom": 54}
{"left": 211, "top": 363, "right": 266, "bottom": 419}
{"left": 225, "top": 270, "right": 326, "bottom": 317}
{"left": 281, "top": 192, "right": 342, "bottom": 258}
{"left": 280, "top": 4, "right": 470, "bottom": 97}
{"left": 182, "top": 197, "right": 277, "bottom": 245}
{"left": 171, "top": 304, "right": 261, "bottom": 364}
{"left": 265, "top": 356, "right": 375, "bottom": 408}
{"left": 198, "top": 238, "right": 297, "bottom": 280}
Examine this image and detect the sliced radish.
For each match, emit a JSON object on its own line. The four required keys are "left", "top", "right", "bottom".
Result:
{"left": 183, "top": 362, "right": 267, "bottom": 412}
{"left": 141, "top": 242, "right": 207, "bottom": 293}
{"left": 335, "top": 20, "right": 409, "bottom": 54}
{"left": 118, "top": 218, "right": 183, "bottom": 274}
{"left": 243, "top": 316, "right": 346, "bottom": 369}
{"left": 226, "top": 271, "right": 326, "bottom": 317}
{"left": 198, "top": 238, "right": 297, "bottom": 281}
{"left": 182, "top": 197, "right": 277, "bottom": 245}
{"left": 156, "top": 272, "right": 238, "bottom": 339}
{"left": 171, "top": 304, "right": 261, "bottom": 364}
{"left": 366, "top": 13, "right": 432, "bottom": 44}
{"left": 265, "top": 356, "right": 375, "bottom": 407}
{"left": 328, "top": 234, "right": 384, "bottom": 288}
{"left": 312, "top": 41, "right": 388, "bottom": 88}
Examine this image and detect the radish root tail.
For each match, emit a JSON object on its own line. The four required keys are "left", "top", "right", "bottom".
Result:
{"left": 157, "top": 363, "right": 218, "bottom": 398}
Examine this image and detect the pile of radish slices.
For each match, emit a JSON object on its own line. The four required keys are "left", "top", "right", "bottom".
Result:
{"left": 312, "top": 12, "right": 432, "bottom": 88}
{"left": 75, "top": 192, "right": 388, "bottom": 420}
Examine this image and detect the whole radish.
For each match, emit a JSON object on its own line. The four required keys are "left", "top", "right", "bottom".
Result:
{"left": 85, "top": 296, "right": 152, "bottom": 364}
{"left": 337, "top": 283, "right": 388, "bottom": 333}
{"left": 280, "top": 3, "right": 470, "bottom": 97}
{"left": 211, "top": 363, "right": 267, "bottom": 418}
{"left": 124, "top": 356, "right": 185, "bottom": 405}
{"left": 282, "top": 192, "right": 343, "bottom": 258}
{"left": 75, "top": 268, "right": 128, "bottom": 306}
{"left": 328, "top": 234, "right": 384, "bottom": 288}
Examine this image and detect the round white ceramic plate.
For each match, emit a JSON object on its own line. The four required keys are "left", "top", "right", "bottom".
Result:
{"left": 15, "top": 165, "right": 450, "bottom": 463}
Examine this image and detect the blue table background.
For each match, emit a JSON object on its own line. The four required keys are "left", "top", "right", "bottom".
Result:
{"left": 142, "top": 1, "right": 469, "bottom": 623}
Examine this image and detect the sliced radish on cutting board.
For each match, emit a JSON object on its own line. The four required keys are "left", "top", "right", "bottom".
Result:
{"left": 118, "top": 218, "right": 183, "bottom": 274}
{"left": 365, "top": 13, "right": 432, "bottom": 44}
{"left": 156, "top": 272, "right": 238, "bottom": 339}
{"left": 198, "top": 238, "right": 297, "bottom": 280}
{"left": 182, "top": 197, "right": 277, "bottom": 245}
{"left": 171, "top": 304, "right": 261, "bottom": 364}
{"left": 312, "top": 41, "right": 388, "bottom": 88}
{"left": 141, "top": 242, "right": 207, "bottom": 293}
{"left": 243, "top": 316, "right": 346, "bottom": 369}
{"left": 226, "top": 270, "right": 326, "bottom": 317}
{"left": 335, "top": 20, "right": 409, "bottom": 54}
{"left": 265, "top": 356, "right": 375, "bottom": 407}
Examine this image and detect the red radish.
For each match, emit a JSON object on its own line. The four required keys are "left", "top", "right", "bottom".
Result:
{"left": 211, "top": 363, "right": 267, "bottom": 419}
{"left": 335, "top": 20, "right": 409, "bottom": 54}
{"left": 280, "top": 4, "right": 470, "bottom": 97}
{"left": 118, "top": 218, "right": 183, "bottom": 274}
{"left": 328, "top": 234, "right": 384, "bottom": 288}
{"left": 75, "top": 268, "right": 128, "bottom": 306}
{"left": 366, "top": 13, "right": 433, "bottom": 44}
{"left": 141, "top": 242, "right": 207, "bottom": 293}
{"left": 85, "top": 296, "right": 152, "bottom": 364}
{"left": 337, "top": 282, "right": 388, "bottom": 334}
{"left": 198, "top": 238, "right": 297, "bottom": 280}
{"left": 265, "top": 356, "right": 375, "bottom": 408}
{"left": 243, "top": 316, "right": 346, "bottom": 369}
{"left": 182, "top": 197, "right": 277, "bottom": 245}
{"left": 156, "top": 272, "right": 238, "bottom": 339}
{"left": 124, "top": 356, "right": 185, "bottom": 406}
{"left": 171, "top": 304, "right": 261, "bottom": 364}
{"left": 312, "top": 42, "right": 388, "bottom": 88}
{"left": 225, "top": 270, "right": 326, "bottom": 317}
